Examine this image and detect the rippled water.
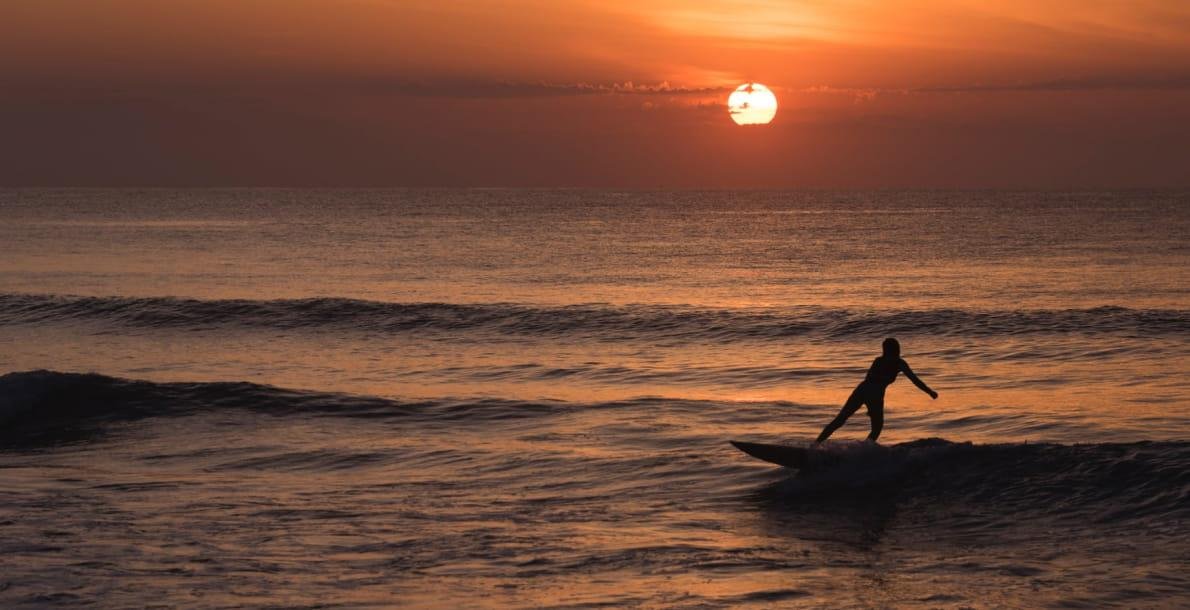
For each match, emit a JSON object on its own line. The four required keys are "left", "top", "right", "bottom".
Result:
{"left": 0, "top": 189, "right": 1187, "bottom": 607}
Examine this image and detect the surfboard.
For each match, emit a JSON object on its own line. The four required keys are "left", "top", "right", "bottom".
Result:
{"left": 730, "top": 440, "right": 809, "bottom": 468}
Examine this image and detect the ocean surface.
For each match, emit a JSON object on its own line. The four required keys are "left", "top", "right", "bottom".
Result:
{"left": 0, "top": 189, "right": 1187, "bottom": 608}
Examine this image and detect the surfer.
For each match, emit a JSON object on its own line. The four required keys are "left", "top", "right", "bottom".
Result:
{"left": 814, "top": 337, "right": 937, "bottom": 444}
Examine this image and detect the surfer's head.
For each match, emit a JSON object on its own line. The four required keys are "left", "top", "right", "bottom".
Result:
{"left": 882, "top": 337, "right": 900, "bottom": 358}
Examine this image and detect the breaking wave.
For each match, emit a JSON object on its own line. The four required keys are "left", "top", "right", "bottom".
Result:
{"left": 1, "top": 370, "right": 1186, "bottom": 527}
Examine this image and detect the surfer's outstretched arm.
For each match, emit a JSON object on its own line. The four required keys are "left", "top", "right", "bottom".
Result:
{"left": 900, "top": 360, "right": 938, "bottom": 399}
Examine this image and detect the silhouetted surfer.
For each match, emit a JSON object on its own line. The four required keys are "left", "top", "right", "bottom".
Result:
{"left": 814, "top": 338, "right": 937, "bottom": 444}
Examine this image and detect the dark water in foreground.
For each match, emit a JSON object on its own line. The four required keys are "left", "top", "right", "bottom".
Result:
{"left": 0, "top": 189, "right": 1187, "bottom": 607}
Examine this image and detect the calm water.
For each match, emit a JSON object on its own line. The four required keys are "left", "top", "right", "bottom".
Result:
{"left": 0, "top": 189, "right": 1187, "bottom": 607}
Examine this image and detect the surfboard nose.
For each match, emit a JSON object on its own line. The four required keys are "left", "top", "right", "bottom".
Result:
{"left": 730, "top": 440, "right": 808, "bottom": 468}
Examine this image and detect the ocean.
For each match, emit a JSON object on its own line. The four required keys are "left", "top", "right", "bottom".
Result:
{"left": 0, "top": 189, "right": 1187, "bottom": 608}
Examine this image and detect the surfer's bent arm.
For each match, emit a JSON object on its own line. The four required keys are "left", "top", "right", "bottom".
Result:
{"left": 900, "top": 360, "right": 938, "bottom": 398}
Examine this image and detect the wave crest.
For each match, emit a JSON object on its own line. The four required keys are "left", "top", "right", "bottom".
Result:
{"left": 2, "top": 371, "right": 1185, "bottom": 524}
{"left": 2, "top": 294, "right": 1185, "bottom": 340}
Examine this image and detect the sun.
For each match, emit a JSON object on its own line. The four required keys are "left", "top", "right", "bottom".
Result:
{"left": 727, "top": 83, "right": 777, "bottom": 126}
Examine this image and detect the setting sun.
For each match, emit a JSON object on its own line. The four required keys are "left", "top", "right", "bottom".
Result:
{"left": 727, "top": 83, "right": 778, "bottom": 125}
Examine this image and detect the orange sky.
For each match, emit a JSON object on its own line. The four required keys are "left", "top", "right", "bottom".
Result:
{"left": 3, "top": 0, "right": 1189, "bottom": 187}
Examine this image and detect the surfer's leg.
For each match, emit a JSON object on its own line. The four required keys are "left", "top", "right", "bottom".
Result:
{"left": 815, "top": 387, "right": 865, "bottom": 444}
{"left": 865, "top": 395, "right": 885, "bottom": 442}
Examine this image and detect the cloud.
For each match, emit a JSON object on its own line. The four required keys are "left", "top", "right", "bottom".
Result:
{"left": 801, "top": 75, "right": 1190, "bottom": 99}
{"left": 360, "top": 79, "right": 732, "bottom": 99}
{"left": 802, "top": 85, "right": 891, "bottom": 102}
{"left": 914, "top": 75, "right": 1190, "bottom": 93}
